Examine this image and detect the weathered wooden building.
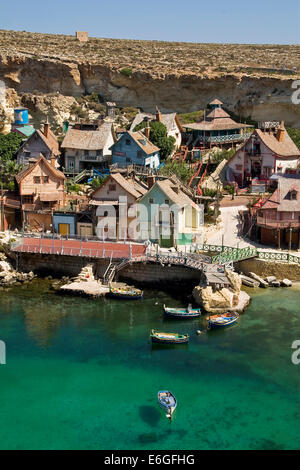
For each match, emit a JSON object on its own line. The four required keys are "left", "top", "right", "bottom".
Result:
{"left": 16, "top": 121, "right": 60, "bottom": 167}
{"left": 252, "top": 174, "right": 300, "bottom": 249}
{"left": 9, "top": 155, "right": 66, "bottom": 231}
{"left": 89, "top": 172, "right": 147, "bottom": 240}
{"left": 61, "top": 122, "right": 115, "bottom": 174}
{"left": 138, "top": 178, "right": 203, "bottom": 248}
{"left": 226, "top": 122, "right": 300, "bottom": 188}
{"left": 111, "top": 131, "right": 160, "bottom": 169}
{"left": 182, "top": 99, "right": 253, "bottom": 150}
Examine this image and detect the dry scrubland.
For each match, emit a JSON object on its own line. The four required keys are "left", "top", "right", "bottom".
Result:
{"left": 1, "top": 30, "right": 300, "bottom": 78}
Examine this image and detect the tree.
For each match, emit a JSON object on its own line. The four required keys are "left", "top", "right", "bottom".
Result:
{"left": 159, "top": 161, "right": 193, "bottom": 185}
{"left": 134, "top": 120, "right": 176, "bottom": 160}
{"left": 0, "top": 133, "right": 23, "bottom": 186}
{"left": 0, "top": 133, "right": 23, "bottom": 161}
{"left": 287, "top": 127, "right": 300, "bottom": 150}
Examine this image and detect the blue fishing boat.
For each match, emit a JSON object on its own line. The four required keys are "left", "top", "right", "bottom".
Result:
{"left": 208, "top": 312, "right": 239, "bottom": 328}
{"left": 158, "top": 391, "right": 177, "bottom": 419}
{"left": 163, "top": 304, "right": 201, "bottom": 319}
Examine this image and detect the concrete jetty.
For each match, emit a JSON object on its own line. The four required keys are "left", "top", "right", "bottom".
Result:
{"left": 60, "top": 281, "right": 109, "bottom": 298}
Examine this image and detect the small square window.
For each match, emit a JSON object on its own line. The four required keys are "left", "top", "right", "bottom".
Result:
{"left": 149, "top": 198, "right": 154, "bottom": 204}
{"left": 44, "top": 176, "right": 49, "bottom": 183}
{"left": 109, "top": 184, "right": 116, "bottom": 192}
{"left": 165, "top": 199, "right": 169, "bottom": 205}
{"left": 34, "top": 176, "right": 40, "bottom": 184}
{"left": 126, "top": 139, "right": 131, "bottom": 146}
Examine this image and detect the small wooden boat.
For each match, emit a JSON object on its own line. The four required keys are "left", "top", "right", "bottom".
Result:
{"left": 158, "top": 391, "right": 177, "bottom": 419}
{"left": 150, "top": 329, "right": 189, "bottom": 345}
{"left": 108, "top": 286, "right": 143, "bottom": 300}
{"left": 208, "top": 312, "right": 239, "bottom": 328}
{"left": 163, "top": 304, "right": 201, "bottom": 319}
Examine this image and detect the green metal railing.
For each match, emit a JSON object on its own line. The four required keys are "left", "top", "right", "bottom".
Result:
{"left": 197, "top": 243, "right": 300, "bottom": 265}
{"left": 257, "top": 251, "right": 300, "bottom": 265}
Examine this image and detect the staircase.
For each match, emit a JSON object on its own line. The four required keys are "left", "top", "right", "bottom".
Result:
{"left": 74, "top": 169, "right": 92, "bottom": 184}
{"left": 103, "top": 258, "right": 133, "bottom": 285}
{"left": 76, "top": 264, "right": 95, "bottom": 282}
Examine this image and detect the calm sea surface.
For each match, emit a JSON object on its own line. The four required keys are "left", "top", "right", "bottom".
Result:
{"left": 0, "top": 280, "right": 299, "bottom": 450}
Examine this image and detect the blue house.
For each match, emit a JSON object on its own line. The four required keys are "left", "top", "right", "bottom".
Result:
{"left": 110, "top": 131, "right": 160, "bottom": 169}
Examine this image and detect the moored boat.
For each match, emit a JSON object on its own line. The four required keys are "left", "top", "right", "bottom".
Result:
{"left": 108, "top": 286, "right": 143, "bottom": 300}
{"left": 208, "top": 312, "right": 239, "bottom": 328}
{"left": 158, "top": 391, "right": 177, "bottom": 419}
{"left": 163, "top": 304, "right": 201, "bottom": 319}
{"left": 150, "top": 329, "right": 189, "bottom": 345}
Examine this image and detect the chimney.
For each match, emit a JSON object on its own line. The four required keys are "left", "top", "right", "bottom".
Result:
{"left": 276, "top": 121, "right": 285, "bottom": 142}
{"left": 156, "top": 106, "right": 162, "bottom": 123}
{"left": 144, "top": 118, "right": 151, "bottom": 139}
{"left": 51, "top": 154, "right": 56, "bottom": 167}
{"left": 147, "top": 175, "right": 155, "bottom": 190}
{"left": 44, "top": 118, "right": 50, "bottom": 139}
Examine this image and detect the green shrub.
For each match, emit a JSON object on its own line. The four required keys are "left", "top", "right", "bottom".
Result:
{"left": 120, "top": 67, "right": 133, "bottom": 78}
{"left": 67, "top": 184, "right": 82, "bottom": 194}
{"left": 178, "top": 110, "right": 204, "bottom": 125}
{"left": 90, "top": 176, "right": 108, "bottom": 190}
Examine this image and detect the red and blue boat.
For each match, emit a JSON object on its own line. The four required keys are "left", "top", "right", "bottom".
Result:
{"left": 208, "top": 312, "right": 239, "bottom": 328}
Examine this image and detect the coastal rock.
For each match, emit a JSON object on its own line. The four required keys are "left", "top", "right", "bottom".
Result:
{"left": 249, "top": 272, "right": 269, "bottom": 288}
{"left": 240, "top": 274, "right": 260, "bottom": 288}
{"left": 266, "top": 276, "right": 277, "bottom": 284}
{"left": 226, "top": 269, "right": 242, "bottom": 293}
{"left": 193, "top": 285, "right": 250, "bottom": 313}
{"left": 271, "top": 280, "right": 281, "bottom": 287}
{"left": 281, "top": 279, "right": 292, "bottom": 287}
{"left": 0, "top": 260, "right": 13, "bottom": 272}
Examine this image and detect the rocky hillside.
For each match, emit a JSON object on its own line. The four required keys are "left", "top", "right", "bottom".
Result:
{"left": 1, "top": 29, "right": 300, "bottom": 128}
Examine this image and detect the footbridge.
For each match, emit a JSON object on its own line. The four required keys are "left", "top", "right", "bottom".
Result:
{"left": 10, "top": 235, "right": 298, "bottom": 282}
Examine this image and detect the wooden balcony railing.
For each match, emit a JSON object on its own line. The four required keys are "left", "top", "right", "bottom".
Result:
{"left": 257, "top": 216, "right": 300, "bottom": 229}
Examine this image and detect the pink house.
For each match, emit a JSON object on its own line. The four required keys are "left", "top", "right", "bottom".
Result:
{"left": 226, "top": 122, "right": 300, "bottom": 188}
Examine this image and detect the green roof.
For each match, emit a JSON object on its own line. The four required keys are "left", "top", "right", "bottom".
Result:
{"left": 13, "top": 125, "right": 36, "bottom": 138}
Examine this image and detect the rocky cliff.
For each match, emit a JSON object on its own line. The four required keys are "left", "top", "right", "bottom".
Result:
{"left": 1, "top": 30, "right": 300, "bottom": 128}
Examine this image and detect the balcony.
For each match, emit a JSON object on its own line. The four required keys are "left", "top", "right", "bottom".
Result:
{"left": 199, "top": 132, "right": 252, "bottom": 144}
{"left": 257, "top": 215, "right": 300, "bottom": 229}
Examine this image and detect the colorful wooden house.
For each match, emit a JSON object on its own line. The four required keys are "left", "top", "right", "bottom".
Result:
{"left": 182, "top": 99, "right": 253, "bottom": 150}
{"left": 130, "top": 108, "right": 183, "bottom": 149}
{"left": 226, "top": 122, "right": 300, "bottom": 188}
{"left": 138, "top": 178, "right": 203, "bottom": 248}
{"left": 61, "top": 122, "right": 115, "bottom": 174}
{"left": 13, "top": 155, "right": 66, "bottom": 231}
{"left": 16, "top": 121, "right": 60, "bottom": 167}
{"left": 110, "top": 131, "right": 160, "bottom": 169}
{"left": 254, "top": 174, "right": 300, "bottom": 250}
{"left": 89, "top": 172, "right": 147, "bottom": 240}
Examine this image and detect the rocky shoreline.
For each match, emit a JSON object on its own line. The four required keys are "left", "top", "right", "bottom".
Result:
{"left": 0, "top": 252, "right": 35, "bottom": 288}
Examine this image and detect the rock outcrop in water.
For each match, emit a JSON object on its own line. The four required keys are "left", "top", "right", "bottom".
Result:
{"left": 193, "top": 269, "right": 250, "bottom": 313}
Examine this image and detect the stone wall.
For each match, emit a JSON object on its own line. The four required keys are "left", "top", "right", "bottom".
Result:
{"left": 118, "top": 262, "right": 200, "bottom": 287}
{"left": 10, "top": 252, "right": 201, "bottom": 286}
{"left": 13, "top": 252, "right": 97, "bottom": 277}
{"left": 236, "top": 258, "right": 300, "bottom": 281}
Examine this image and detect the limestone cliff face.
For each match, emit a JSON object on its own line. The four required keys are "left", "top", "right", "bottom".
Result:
{"left": 1, "top": 30, "right": 300, "bottom": 127}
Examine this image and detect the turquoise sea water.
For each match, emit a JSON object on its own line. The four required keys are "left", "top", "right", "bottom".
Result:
{"left": 0, "top": 280, "right": 299, "bottom": 450}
